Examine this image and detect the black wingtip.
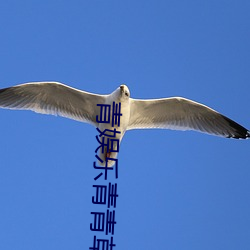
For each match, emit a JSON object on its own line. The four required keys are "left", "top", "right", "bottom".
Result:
{"left": 222, "top": 115, "right": 250, "bottom": 139}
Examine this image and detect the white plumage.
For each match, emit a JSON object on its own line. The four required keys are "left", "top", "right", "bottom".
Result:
{"left": 0, "top": 82, "right": 249, "bottom": 166}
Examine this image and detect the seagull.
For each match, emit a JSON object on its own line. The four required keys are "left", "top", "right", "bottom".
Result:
{"left": 0, "top": 82, "right": 249, "bottom": 166}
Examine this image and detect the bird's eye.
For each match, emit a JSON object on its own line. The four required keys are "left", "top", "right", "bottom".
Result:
{"left": 125, "top": 91, "right": 129, "bottom": 97}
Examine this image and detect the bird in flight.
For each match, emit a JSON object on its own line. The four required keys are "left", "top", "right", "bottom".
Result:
{"left": 0, "top": 82, "right": 249, "bottom": 166}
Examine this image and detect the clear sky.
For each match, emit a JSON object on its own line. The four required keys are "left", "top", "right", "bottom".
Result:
{"left": 0, "top": 1, "right": 249, "bottom": 250}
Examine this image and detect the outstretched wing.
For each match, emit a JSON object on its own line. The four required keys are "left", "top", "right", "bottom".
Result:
{"left": 128, "top": 97, "right": 249, "bottom": 139}
{"left": 0, "top": 82, "right": 106, "bottom": 126}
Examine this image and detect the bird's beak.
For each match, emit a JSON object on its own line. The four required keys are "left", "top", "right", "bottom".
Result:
{"left": 120, "top": 85, "right": 125, "bottom": 93}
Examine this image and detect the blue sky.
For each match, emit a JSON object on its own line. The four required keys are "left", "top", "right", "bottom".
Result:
{"left": 0, "top": 1, "right": 249, "bottom": 249}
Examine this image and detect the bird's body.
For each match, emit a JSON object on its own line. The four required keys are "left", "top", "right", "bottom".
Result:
{"left": 96, "top": 85, "right": 131, "bottom": 165}
{"left": 0, "top": 82, "right": 249, "bottom": 166}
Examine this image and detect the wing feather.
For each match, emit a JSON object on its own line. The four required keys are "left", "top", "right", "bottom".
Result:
{"left": 128, "top": 97, "right": 249, "bottom": 139}
{"left": 0, "top": 82, "right": 106, "bottom": 126}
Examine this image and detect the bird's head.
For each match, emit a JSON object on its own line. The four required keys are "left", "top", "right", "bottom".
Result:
{"left": 110, "top": 84, "right": 130, "bottom": 101}
{"left": 119, "top": 84, "right": 130, "bottom": 99}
